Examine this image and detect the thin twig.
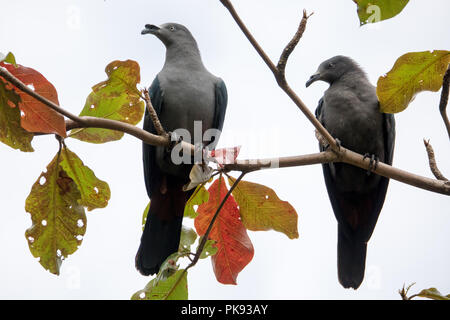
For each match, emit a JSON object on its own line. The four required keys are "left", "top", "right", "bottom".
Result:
{"left": 219, "top": 0, "right": 338, "bottom": 151}
{"left": 277, "top": 10, "right": 313, "bottom": 85}
{"left": 439, "top": 65, "right": 450, "bottom": 139}
{"left": 142, "top": 88, "right": 167, "bottom": 137}
{"left": 423, "top": 139, "right": 448, "bottom": 181}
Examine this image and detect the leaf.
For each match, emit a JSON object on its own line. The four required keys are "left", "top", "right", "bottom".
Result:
{"left": 417, "top": 288, "right": 450, "bottom": 300}
{"left": 184, "top": 184, "right": 210, "bottom": 219}
{"left": 198, "top": 237, "right": 218, "bottom": 259}
{"left": 131, "top": 269, "right": 188, "bottom": 300}
{"left": 209, "top": 145, "right": 241, "bottom": 166}
{"left": 59, "top": 144, "right": 110, "bottom": 211}
{"left": 229, "top": 177, "right": 299, "bottom": 239}
{"left": 25, "top": 151, "right": 86, "bottom": 275}
{"left": 141, "top": 201, "right": 150, "bottom": 230}
{"left": 179, "top": 226, "right": 197, "bottom": 252}
{"left": 194, "top": 177, "right": 254, "bottom": 285}
{"left": 0, "top": 52, "right": 17, "bottom": 66}
{"left": 353, "top": 0, "right": 409, "bottom": 25}
{"left": 70, "top": 60, "right": 145, "bottom": 143}
{"left": 0, "top": 62, "right": 66, "bottom": 137}
{"left": 377, "top": 50, "right": 450, "bottom": 113}
{"left": 183, "top": 164, "right": 214, "bottom": 191}
{"left": 0, "top": 78, "right": 34, "bottom": 151}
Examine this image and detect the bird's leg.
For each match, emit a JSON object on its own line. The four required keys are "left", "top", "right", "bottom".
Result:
{"left": 167, "top": 131, "right": 183, "bottom": 152}
{"left": 334, "top": 138, "right": 342, "bottom": 150}
{"left": 363, "top": 153, "right": 379, "bottom": 176}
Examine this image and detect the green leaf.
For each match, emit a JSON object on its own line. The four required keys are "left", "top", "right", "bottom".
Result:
{"left": 25, "top": 151, "right": 86, "bottom": 275}
{"left": 0, "top": 78, "right": 34, "bottom": 151}
{"left": 228, "top": 177, "right": 299, "bottom": 239}
{"left": 141, "top": 201, "right": 150, "bottom": 230}
{"left": 131, "top": 269, "right": 188, "bottom": 300}
{"left": 377, "top": 50, "right": 450, "bottom": 113}
{"left": 198, "top": 237, "right": 218, "bottom": 259}
{"left": 59, "top": 144, "right": 110, "bottom": 211}
{"left": 0, "top": 52, "right": 17, "bottom": 66}
{"left": 179, "top": 225, "right": 198, "bottom": 252}
{"left": 184, "top": 184, "right": 209, "bottom": 219}
{"left": 417, "top": 288, "right": 450, "bottom": 300}
{"left": 353, "top": 0, "right": 409, "bottom": 25}
{"left": 70, "top": 60, "right": 145, "bottom": 143}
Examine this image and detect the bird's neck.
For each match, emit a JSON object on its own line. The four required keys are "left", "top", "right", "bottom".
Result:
{"left": 164, "top": 42, "right": 206, "bottom": 71}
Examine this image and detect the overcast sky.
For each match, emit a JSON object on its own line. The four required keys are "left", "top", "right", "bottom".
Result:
{"left": 0, "top": 0, "right": 449, "bottom": 300}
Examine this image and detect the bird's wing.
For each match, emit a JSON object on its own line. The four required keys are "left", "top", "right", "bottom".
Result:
{"left": 209, "top": 79, "right": 228, "bottom": 149}
{"left": 143, "top": 76, "right": 164, "bottom": 198}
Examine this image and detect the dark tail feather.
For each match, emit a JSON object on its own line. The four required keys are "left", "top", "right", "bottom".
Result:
{"left": 135, "top": 176, "right": 189, "bottom": 276}
{"left": 337, "top": 226, "right": 367, "bottom": 289}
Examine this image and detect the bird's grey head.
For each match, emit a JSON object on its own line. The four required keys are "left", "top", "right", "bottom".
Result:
{"left": 306, "top": 56, "right": 362, "bottom": 87}
{"left": 141, "top": 23, "right": 197, "bottom": 48}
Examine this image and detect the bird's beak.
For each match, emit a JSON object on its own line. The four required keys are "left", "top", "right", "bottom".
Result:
{"left": 141, "top": 24, "right": 160, "bottom": 35}
{"left": 306, "top": 72, "right": 321, "bottom": 87}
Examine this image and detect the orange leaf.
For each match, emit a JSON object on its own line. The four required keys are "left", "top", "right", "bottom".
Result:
{"left": 194, "top": 177, "right": 254, "bottom": 285}
{"left": 0, "top": 63, "right": 66, "bottom": 137}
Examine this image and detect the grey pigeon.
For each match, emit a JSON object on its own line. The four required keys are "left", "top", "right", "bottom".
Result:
{"left": 306, "top": 56, "right": 395, "bottom": 289}
{"left": 136, "top": 23, "right": 227, "bottom": 275}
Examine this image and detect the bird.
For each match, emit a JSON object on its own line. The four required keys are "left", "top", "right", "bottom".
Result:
{"left": 136, "top": 23, "right": 227, "bottom": 276}
{"left": 306, "top": 56, "right": 395, "bottom": 289}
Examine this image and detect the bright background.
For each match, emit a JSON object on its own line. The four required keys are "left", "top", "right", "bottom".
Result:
{"left": 0, "top": 0, "right": 449, "bottom": 300}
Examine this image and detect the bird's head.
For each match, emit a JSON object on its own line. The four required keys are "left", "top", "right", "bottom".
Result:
{"left": 141, "top": 23, "right": 196, "bottom": 48}
{"left": 306, "top": 55, "right": 360, "bottom": 87}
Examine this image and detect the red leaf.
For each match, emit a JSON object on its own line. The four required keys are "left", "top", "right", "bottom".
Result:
{"left": 209, "top": 145, "right": 241, "bottom": 166}
{"left": 0, "top": 62, "right": 66, "bottom": 137}
{"left": 194, "top": 177, "right": 254, "bottom": 285}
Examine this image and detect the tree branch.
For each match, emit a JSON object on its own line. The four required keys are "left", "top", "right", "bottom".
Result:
{"left": 439, "top": 65, "right": 450, "bottom": 139}
{"left": 423, "top": 139, "right": 448, "bottom": 181}
{"left": 142, "top": 88, "right": 167, "bottom": 137}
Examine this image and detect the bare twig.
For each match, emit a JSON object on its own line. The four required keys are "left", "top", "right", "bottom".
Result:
{"left": 219, "top": 0, "right": 338, "bottom": 151}
{"left": 142, "top": 88, "right": 167, "bottom": 137}
{"left": 439, "top": 65, "right": 450, "bottom": 139}
{"left": 423, "top": 139, "right": 448, "bottom": 181}
{"left": 277, "top": 10, "right": 313, "bottom": 85}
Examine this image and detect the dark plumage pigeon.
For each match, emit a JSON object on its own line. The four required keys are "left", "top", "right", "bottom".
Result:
{"left": 136, "top": 23, "right": 227, "bottom": 275}
{"left": 306, "top": 56, "right": 395, "bottom": 289}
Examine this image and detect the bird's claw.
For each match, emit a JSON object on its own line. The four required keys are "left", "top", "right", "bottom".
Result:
{"left": 167, "top": 131, "right": 183, "bottom": 151}
{"left": 335, "top": 138, "right": 342, "bottom": 150}
{"left": 363, "top": 153, "right": 379, "bottom": 176}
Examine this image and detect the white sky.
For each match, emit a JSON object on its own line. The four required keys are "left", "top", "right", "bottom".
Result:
{"left": 0, "top": 0, "right": 449, "bottom": 300}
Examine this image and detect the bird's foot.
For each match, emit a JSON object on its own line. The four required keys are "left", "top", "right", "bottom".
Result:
{"left": 363, "top": 153, "right": 379, "bottom": 176}
{"left": 335, "top": 138, "right": 342, "bottom": 150}
{"left": 167, "top": 131, "right": 183, "bottom": 151}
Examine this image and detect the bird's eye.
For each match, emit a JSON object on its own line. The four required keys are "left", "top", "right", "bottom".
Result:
{"left": 169, "top": 26, "right": 175, "bottom": 31}
{"left": 328, "top": 62, "right": 335, "bottom": 68}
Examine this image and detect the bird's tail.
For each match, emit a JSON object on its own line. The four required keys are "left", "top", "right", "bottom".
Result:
{"left": 135, "top": 176, "right": 189, "bottom": 276}
{"left": 337, "top": 226, "right": 367, "bottom": 289}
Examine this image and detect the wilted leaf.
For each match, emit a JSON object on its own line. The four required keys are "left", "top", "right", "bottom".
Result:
{"left": 209, "top": 145, "right": 241, "bottom": 166}
{"left": 184, "top": 184, "right": 209, "bottom": 219}
{"left": 183, "top": 164, "right": 214, "bottom": 191}
{"left": 353, "top": 0, "right": 409, "bottom": 25}
{"left": 229, "top": 177, "right": 299, "bottom": 239}
{"left": 59, "top": 144, "right": 110, "bottom": 211}
{"left": 25, "top": 151, "right": 86, "bottom": 275}
{"left": 131, "top": 269, "right": 188, "bottom": 300}
{"left": 194, "top": 177, "right": 254, "bottom": 285}
{"left": 70, "top": 60, "right": 145, "bottom": 143}
{"left": 179, "top": 226, "right": 197, "bottom": 251}
{"left": 0, "top": 62, "right": 66, "bottom": 137}
{"left": 377, "top": 50, "right": 450, "bottom": 113}
{"left": 417, "top": 288, "right": 450, "bottom": 300}
{"left": 0, "top": 78, "right": 34, "bottom": 151}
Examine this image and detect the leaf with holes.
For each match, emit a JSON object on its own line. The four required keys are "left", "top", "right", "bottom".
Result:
{"left": 25, "top": 151, "right": 86, "bottom": 275}
{"left": 59, "top": 144, "right": 110, "bottom": 211}
{"left": 131, "top": 269, "right": 188, "bottom": 300}
{"left": 184, "top": 184, "right": 209, "bottom": 219}
{"left": 198, "top": 237, "right": 218, "bottom": 259}
{"left": 377, "top": 50, "right": 450, "bottom": 113}
{"left": 0, "top": 62, "right": 66, "bottom": 137}
{"left": 353, "top": 0, "right": 409, "bottom": 25}
{"left": 70, "top": 60, "right": 145, "bottom": 143}
{"left": 416, "top": 288, "right": 450, "bottom": 300}
{"left": 194, "top": 177, "right": 254, "bottom": 285}
{"left": 0, "top": 77, "right": 34, "bottom": 151}
{"left": 229, "top": 176, "right": 299, "bottom": 239}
